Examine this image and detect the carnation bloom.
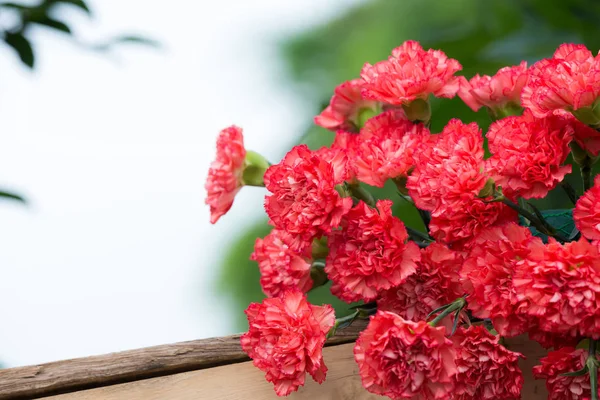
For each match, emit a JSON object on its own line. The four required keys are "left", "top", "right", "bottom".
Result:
{"left": 406, "top": 119, "right": 516, "bottom": 244}
{"left": 354, "top": 110, "right": 429, "bottom": 187}
{"left": 314, "top": 79, "right": 379, "bottom": 131}
{"left": 513, "top": 238, "right": 600, "bottom": 338}
{"left": 461, "top": 222, "right": 543, "bottom": 337}
{"left": 205, "top": 125, "right": 246, "bottom": 224}
{"left": 533, "top": 347, "right": 592, "bottom": 400}
{"left": 522, "top": 43, "right": 600, "bottom": 120}
{"left": 407, "top": 119, "right": 487, "bottom": 214}
{"left": 428, "top": 199, "right": 516, "bottom": 247}
{"left": 325, "top": 200, "right": 421, "bottom": 302}
{"left": 354, "top": 311, "right": 457, "bottom": 399}
{"left": 240, "top": 291, "right": 335, "bottom": 396}
{"left": 251, "top": 229, "right": 313, "bottom": 298}
{"left": 458, "top": 61, "right": 528, "bottom": 113}
{"left": 485, "top": 109, "right": 573, "bottom": 199}
{"left": 574, "top": 175, "right": 600, "bottom": 241}
{"left": 452, "top": 325, "right": 524, "bottom": 400}
{"left": 554, "top": 109, "right": 600, "bottom": 157}
{"left": 377, "top": 243, "right": 463, "bottom": 323}
{"left": 360, "top": 40, "right": 462, "bottom": 105}
{"left": 264, "top": 145, "right": 352, "bottom": 250}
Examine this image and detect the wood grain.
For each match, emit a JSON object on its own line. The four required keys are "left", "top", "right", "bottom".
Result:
{"left": 46, "top": 343, "right": 380, "bottom": 400}
{"left": 0, "top": 320, "right": 367, "bottom": 400}
{"left": 43, "top": 336, "right": 550, "bottom": 400}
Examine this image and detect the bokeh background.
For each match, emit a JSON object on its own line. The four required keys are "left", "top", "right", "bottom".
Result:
{"left": 0, "top": 0, "right": 599, "bottom": 368}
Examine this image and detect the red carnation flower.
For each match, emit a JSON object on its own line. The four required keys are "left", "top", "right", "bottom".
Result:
{"left": 514, "top": 238, "right": 600, "bottom": 339}
{"left": 205, "top": 125, "right": 246, "bottom": 224}
{"left": 378, "top": 243, "right": 463, "bottom": 323}
{"left": 407, "top": 119, "right": 487, "bottom": 214}
{"left": 360, "top": 40, "right": 462, "bottom": 105}
{"left": 325, "top": 200, "right": 420, "bottom": 303}
{"left": 533, "top": 347, "right": 593, "bottom": 400}
{"left": 574, "top": 175, "right": 600, "bottom": 241}
{"left": 522, "top": 43, "right": 600, "bottom": 118}
{"left": 264, "top": 145, "right": 352, "bottom": 250}
{"left": 251, "top": 229, "right": 313, "bottom": 298}
{"left": 354, "top": 110, "right": 429, "bottom": 187}
{"left": 314, "top": 79, "right": 379, "bottom": 131}
{"left": 241, "top": 291, "right": 335, "bottom": 396}
{"left": 461, "top": 222, "right": 542, "bottom": 337}
{"left": 485, "top": 109, "right": 573, "bottom": 199}
{"left": 554, "top": 109, "right": 600, "bottom": 157}
{"left": 354, "top": 311, "right": 457, "bottom": 399}
{"left": 428, "top": 199, "right": 516, "bottom": 247}
{"left": 458, "top": 61, "right": 528, "bottom": 112}
{"left": 452, "top": 325, "right": 524, "bottom": 400}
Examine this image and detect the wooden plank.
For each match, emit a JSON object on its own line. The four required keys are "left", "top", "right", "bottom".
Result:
{"left": 44, "top": 335, "right": 549, "bottom": 400}
{"left": 503, "top": 335, "right": 548, "bottom": 399}
{"left": 0, "top": 320, "right": 366, "bottom": 400}
{"left": 45, "top": 343, "right": 379, "bottom": 400}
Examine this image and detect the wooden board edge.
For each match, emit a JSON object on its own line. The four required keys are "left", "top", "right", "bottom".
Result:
{"left": 0, "top": 320, "right": 366, "bottom": 400}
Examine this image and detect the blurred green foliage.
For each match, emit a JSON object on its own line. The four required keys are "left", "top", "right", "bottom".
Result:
{"left": 218, "top": 0, "right": 600, "bottom": 331}
{"left": 0, "top": 0, "right": 157, "bottom": 69}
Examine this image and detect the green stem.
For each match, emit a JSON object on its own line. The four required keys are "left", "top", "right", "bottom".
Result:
{"left": 406, "top": 226, "right": 432, "bottom": 243}
{"left": 429, "top": 297, "right": 466, "bottom": 327}
{"left": 327, "top": 310, "right": 360, "bottom": 339}
{"left": 589, "top": 340, "right": 598, "bottom": 400}
{"left": 561, "top": 181, "right": 579, "bottom": 205}
{"left": 501, "top": 197, "right": 568, "bottom": 242}
{"left": 349, "top": 184, "right": 376, "bottom": 207}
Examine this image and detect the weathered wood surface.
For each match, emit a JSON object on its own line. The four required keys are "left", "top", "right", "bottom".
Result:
{"left": 46, "top": 343, "right": 379, "bottom": 400}
{"left": 503, "top": 335, "right": 548, "bottom": 399}
{"left": 44, "top": 336, "right": 549, "bottom": 400}
{"left": 0, "top": 320, "right": 367, "bottom": 400}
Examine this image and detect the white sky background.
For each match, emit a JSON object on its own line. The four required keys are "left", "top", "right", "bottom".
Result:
{"left": 0, "top": 0, "right": 364, "bottom": 367}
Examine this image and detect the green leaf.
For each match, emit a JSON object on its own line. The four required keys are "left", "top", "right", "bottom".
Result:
{"left": 32, "top": 17, "right": 71, "bottom": 33}
{"left": 3, "top": 32, "right": 34, "bottom": 68}
{"left": 0, "top": 2, "right": 31, "bottom": 10}
{"left": 524, "top": 209, "right": 574, "bottom": 243}
{"left": 0, "top": 190, "right": 26, "bottom": 204}
{"left": 46, "top": 0, "right": 91, "bottom": 14}
{"left": 560, "top": 366, "right": 589, "bottom": 377}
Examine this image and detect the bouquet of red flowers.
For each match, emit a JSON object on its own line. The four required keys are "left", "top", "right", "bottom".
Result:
{"left": 206, "top": 41, "right": 600, "bottom": 399}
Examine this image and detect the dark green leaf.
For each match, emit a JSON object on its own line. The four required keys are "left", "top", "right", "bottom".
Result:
{"left": 525, "top": 209, "right": 574, "bottom": 243}
{"left": 32, "top": 17, "right": 71, "bottom": 33}
{"left": 0, "top": 190, "right": 26, "bottom": 204}
{"left": 3, "top": 32, "right": 34, "bottom": 68}
{"left": 561, "top": 366, "right": 589, "bottom": 377}
{"left": 450, "top": 309, "right": 461, "bottom": 336}
{"left": 46, "top": 0, "right": 91, "bottom": 14}
{"left": 0, "top": 2, "right": 31, "bottom": 10}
